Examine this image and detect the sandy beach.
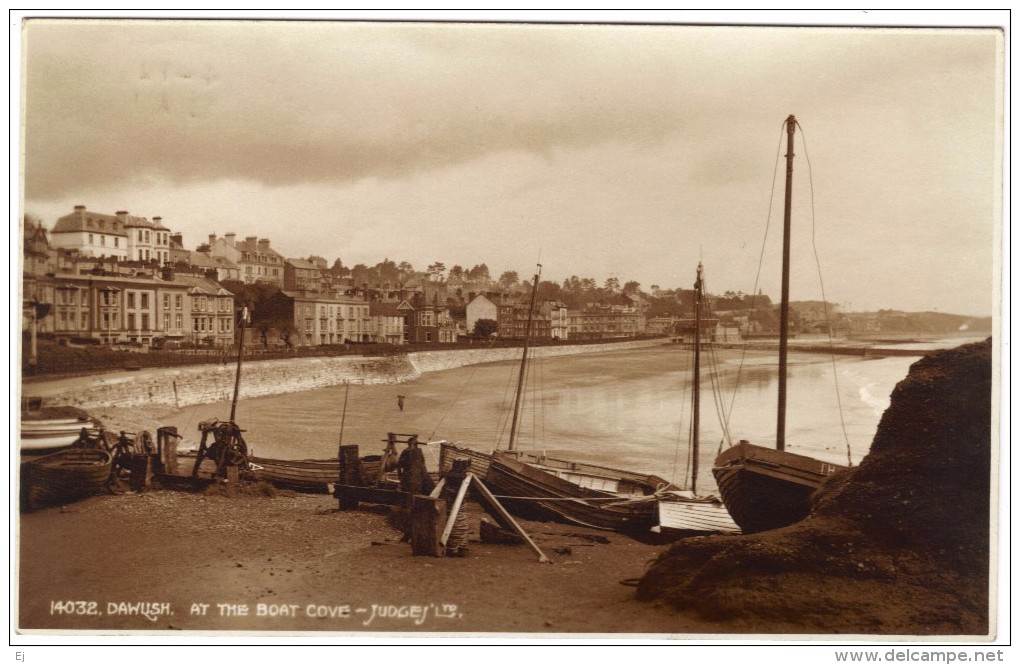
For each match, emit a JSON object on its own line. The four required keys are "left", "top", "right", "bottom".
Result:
{"left": 18, "top": 487, "right": 726, "bottom": 635}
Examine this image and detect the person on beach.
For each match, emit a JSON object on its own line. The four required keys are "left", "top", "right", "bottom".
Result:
{"left": 397, "top": 394, "right": 405, "bottom": 411}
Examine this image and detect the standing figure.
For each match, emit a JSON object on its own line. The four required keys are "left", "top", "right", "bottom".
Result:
{"left": 397, "top": 394, "right": 405, "bottom": 411}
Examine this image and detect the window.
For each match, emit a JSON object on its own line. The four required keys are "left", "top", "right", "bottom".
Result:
{"left": 127, "top": 293, "right": 135, "bottom": 309}
{"left": 128, "top": 313, "right": 136, "bottom": 330}
{"left": 88, "top": 234, "right": 94, "bottom": 245}
{"left": 102, "top": 290, "right": 116, "bottom": 306}
{"left": 144, "top": 230, "right": 150, "bottom": 243}
{"left": 114, "top": 237, "right": 119, "bottom": 248}
{"left": 141, "top": 294, "right": 149, "bottom": 309}
{"left": 194, "top": 319, "right": 200, "bottom": 332}
{"left": 175, "top": 295, "right": 183, "bottom": 309}
{"left": 175, "top": 314, "right": 182, "bottom": 329}
{"left": 164, "top": 313, "right": 170, "bottom": 330}
{"left": 163, "top": 294, "right": 170, "bottom": 309}
{"left": 138, "top": 230, "right": 144, "bottom": 241}
{"left": 81, "top": 312, "right": 87, "bottom": 328}
{"left": 101, "top": 236, "right": 106, "bottom": 246}
{"left": 81, "top": 290, "right": 87, "bottom": 305}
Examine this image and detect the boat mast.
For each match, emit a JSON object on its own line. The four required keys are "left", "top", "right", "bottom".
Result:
{"left": 692, "top": 262, "right": 703, "bottom": 493}
{"left": 507, "top": 265, "right": 542, "bottom": 452}
{"left": 777, "top": 114, "right": 796, "bottom": 452}
{"left": 229, "top": 306, "right": 249, "bottom": 423}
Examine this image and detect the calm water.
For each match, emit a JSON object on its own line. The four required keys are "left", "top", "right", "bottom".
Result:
{"left": 161, "top": 342, "right": 956, "bottom": 493}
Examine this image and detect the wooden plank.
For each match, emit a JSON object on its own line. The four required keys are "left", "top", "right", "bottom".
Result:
{"left": 428, "top": 477, "right": 446, "bottom": 498}
{"left": 469, "top": 473, "right": 550, "bottom": 563}
{"left": 439, "top": 474, "right": 473, "bottom": 548}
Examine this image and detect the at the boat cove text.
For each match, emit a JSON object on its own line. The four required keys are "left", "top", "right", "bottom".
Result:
{"left": 50, "top": 599, "right": 462, "bottom": 625}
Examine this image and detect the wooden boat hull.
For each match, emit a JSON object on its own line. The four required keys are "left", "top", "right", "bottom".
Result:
{"left": 712, "top": 441, "right": 846, "bottom": 534}
{"left": 20, "top": 434, "right": 81, "bottom": 454}
{"left": 21, "top": 421, "right": 93, "bottom": 435}
{"left": 438, "top": 442, "right": 493, "bottom": 479}
{"left": 21, "top": 449, "right": 112, "bottom": 510}
{"left": 249, "top": 457, "right": 339, "bottom": 493}
{"left": 249, "top": 455, "right": 388, "bottom": 493}
{"left": 483, "top": 450, "right": 668, "bottom": 533}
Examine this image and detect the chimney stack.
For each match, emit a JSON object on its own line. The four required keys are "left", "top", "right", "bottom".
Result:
{"left": 74, "top": 205, "right": 86, "bottom": 213}
{"left": 170, "top": 233, "right": 183, "bottom": 247}
{"left": 245, "top": 236, "right": 258, "bottom": 246}
{"left": 258, "top": 239, "right": 271, "bottom": 251}
{"left": 225, "top": 232, "right": 236, "bottom": 247}
{"left": 116, "top": 211, "right": 129, "bottom": 223}
{"left": 209, "top": 234, "right": 217, "bottom": 246}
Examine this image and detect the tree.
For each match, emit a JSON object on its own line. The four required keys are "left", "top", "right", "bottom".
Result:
{"left": 448, "top": 265, "right": 465, "bottom": 280}
{"left": 277, "top": 321, "right": 298, "bottom": 349}
{"left": 398, "top": 261, "right": 415, "bottom": 280}
{"left": 623, "top": 280, "right": 641, "bottom": 295}
{"left": 498, "top": 270, "right": 520, "bottom": 290}
{"left": 467, "top": 263, "right": 490, "bottom": 281}
{"left": 427, "top": 261, "right": 447, "bottom": 282}
{"left": 604, "top": 276, "right": 620, "bottom": 293}
{"left": 473, "top": 318, "right": 498, "bottom": 337}
{"left": 254, "top": 320, "right": 273, "bottom": 347}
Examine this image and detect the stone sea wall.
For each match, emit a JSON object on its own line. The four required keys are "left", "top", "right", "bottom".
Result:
{"left": 34, "top": 339, "right": 665, "bottom": 410}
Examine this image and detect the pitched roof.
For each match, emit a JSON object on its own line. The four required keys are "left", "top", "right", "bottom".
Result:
{"left": 171, "top": 274, "right": 235, "bottom": 296}
{"left": 286, "top": 258, "right": 321, "bottom": 270}
{"left": 52, "top": 209, "right": 128, "bottom": 236}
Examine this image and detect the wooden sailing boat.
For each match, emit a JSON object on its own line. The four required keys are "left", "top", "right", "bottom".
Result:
{"left": 441, "top": 266, "right": 677, "bottom": 534}
{"left": 655, "top": 263, "right": 740, "bottom": 537}
{"left": 711, "top": 115, "right": 848, "bottom": 534}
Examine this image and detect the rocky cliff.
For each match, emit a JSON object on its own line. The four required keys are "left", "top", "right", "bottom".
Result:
{"left": 637, "top": 338, "right": 994, "bottom": 635}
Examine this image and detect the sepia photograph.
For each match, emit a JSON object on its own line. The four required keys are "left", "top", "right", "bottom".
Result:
{"left": 11, "top": 10, "right": 1007, "bottom": 652}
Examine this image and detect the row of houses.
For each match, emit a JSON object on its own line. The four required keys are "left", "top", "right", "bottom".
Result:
{"left": 23, "top": 206, "right": 660, "bottom": 349}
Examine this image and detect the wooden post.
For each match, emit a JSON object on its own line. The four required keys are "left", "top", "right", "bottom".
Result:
{"left": 128, "top": 454, "right": 150, "bottom": 492}
{"left": 337, "top": 444, "right": 361, "bottom": 510}
{"left": 162, "top": 433, "right": 179, "bottom": 475}
{"left": 411, "top": 495, "right": 447, "bottom": 557}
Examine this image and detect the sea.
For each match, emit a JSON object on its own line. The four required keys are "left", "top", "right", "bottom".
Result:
{"left": 162, "top": 336, "right": 987, "bottom": 494}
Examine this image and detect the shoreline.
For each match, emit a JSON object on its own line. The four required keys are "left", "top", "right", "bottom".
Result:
{"left": 21, "top": 339, "right": 668, "bottom": 414}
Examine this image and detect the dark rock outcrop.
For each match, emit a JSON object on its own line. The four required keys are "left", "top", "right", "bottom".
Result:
{"left": 638, "top": 339, "right": 993, "bottom": 635}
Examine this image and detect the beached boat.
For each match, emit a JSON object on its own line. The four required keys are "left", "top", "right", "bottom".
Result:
{"left": 653, "top": 263, "right": 740, "bottom": 537}
{"left": 712, "top": 115, "right": 848, "bottom": 534}
{"left": 21, "top": 448, "right": 112, "bottom": 510}
{"left": 250, "top": 454, "right": 392, "bottom": 493}
{"left": 440, "top": 267, "right": 679, "bottom": 534}
{"left": 20, "top": 422, "right": 100, "bottom": 455}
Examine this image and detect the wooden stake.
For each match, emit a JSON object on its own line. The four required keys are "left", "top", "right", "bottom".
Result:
{"left": 411, "top": 495, "right": 447, "bottom": 557}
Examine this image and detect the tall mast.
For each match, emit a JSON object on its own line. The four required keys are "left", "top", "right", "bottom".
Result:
{"left": 229, "top": 305, "right": 249, "bottom": 423}
{"left": 777, "top": 114, "right": 796, "bottom": 451}
{"left": 508, "top": 265, "right": 542, "bottom": 452}
{"left": 692, "top": 262, "right": 703, "bottom": 493}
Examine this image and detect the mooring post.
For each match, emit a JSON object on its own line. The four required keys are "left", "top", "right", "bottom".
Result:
{"left": 337, "top": 444, "right": 361, "bottom": 510}
{"left": 411, "top": 495, "right": 447, "bottom": 557}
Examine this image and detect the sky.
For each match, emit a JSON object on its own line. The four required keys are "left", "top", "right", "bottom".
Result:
{"left": 15, "top": 12, "right": 1005, "bottom": 317}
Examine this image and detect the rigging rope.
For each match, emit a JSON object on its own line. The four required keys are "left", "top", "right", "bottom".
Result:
{"left": 722, "top": 118, "right": 788, "bottom": 447}
{"left": 427, "top": 335, "right": 500, "bottom": 442}
{"left": 795, "top": 119, "right": 854, "bottom": 466}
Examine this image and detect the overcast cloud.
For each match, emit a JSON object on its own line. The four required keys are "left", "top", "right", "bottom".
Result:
{"left": 19, "top": 18, "right": 1002, "bottom": 317}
